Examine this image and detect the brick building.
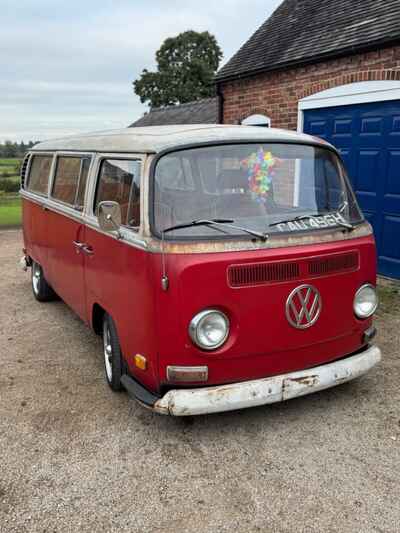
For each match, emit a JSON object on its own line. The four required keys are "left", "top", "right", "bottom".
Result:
{"left": 216, "top": 0, "right": 400, "bottom": 279}
{"left": 216, "top": 0, "right": 400, "bottom": 129}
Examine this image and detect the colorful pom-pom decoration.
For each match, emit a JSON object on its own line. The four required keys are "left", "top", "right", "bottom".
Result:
{"left": 241, "top": 148, "right": 280, "bottom": 204}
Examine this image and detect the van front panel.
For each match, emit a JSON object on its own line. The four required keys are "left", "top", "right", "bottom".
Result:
{"left": 152, "top": 234, "right": 376, "bottom": 389}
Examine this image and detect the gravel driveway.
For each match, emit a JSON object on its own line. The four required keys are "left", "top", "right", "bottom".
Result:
{"left": 1, "top": 229, "right": 399, "bottom": 533}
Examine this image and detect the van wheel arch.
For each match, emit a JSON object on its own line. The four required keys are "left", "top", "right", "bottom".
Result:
{"left": 92, "top": 303, "right": 105, "bottom": 336}
{"left": 103, "top": 313, "right": 125, "bottom": 391}
{"left": 31, "top": 260, "right": 58, "bottom": 302}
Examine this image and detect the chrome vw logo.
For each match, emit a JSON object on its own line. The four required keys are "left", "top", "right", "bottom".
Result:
{"left": 286, "top": 284, "right": 322, "bottom": 329}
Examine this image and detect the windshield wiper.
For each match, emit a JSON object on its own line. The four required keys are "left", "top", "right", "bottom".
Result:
{"left": 162, "top": 219, "right": 269, "bottom": 242}
{"left": 269, "top": 213, "right": 354, "bottom": 231}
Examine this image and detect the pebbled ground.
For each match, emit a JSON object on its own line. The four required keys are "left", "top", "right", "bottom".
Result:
{"left": 0, "top": 229, "right": 399, "bottom": 533}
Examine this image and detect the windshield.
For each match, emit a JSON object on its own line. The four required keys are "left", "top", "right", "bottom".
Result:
{"left": 153, "top": 143, "right": 363, "bottom": 239}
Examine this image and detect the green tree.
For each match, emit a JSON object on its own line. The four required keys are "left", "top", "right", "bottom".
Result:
{"left": 3, "top": 140, "right": 18, "bottom": 158}
{"left": 134, "top": 30, "right": 223, "bottom": 108}
{"left": 0, "top": 140, "right": 39, "bottom": 158}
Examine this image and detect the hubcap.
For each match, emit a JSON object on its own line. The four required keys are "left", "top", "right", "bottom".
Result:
{"left": 32, "top": 263, "right": 41, "bottom": 294}
{"left": 103, "top": 322, "right": 113, "bottom": 382}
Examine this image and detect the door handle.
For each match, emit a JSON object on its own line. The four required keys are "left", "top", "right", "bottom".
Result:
{"left": 82, "top": 245, "right": 94, "bottom": 256}
{"left": 73, "top": 240, "right": 85, "bottom": 254}
{"left": 73, "top": 241, "right": 94, "bottom": 256}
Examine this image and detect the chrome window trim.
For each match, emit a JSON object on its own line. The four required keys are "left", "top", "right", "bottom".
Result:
{"left": 89, "top": 153, "right": 146, "bottom": 233}
{"left": 20, "top": 189, "right": 85, "bottom": 223}
{"left": 20, "top": 153, "right": 32, "bottom": 191}
{"left": 50, "top": 152, "right": 95, "bottom": 211}
{"left": 22, "top": 150, "right": 149, "bottom": 251}
{"left": 20, "top": 189, "right": 47, "bottom": 206}
{"left": 21, "top": 189, "right": 147, "bottom": 248}
{"left": 84, "top": 218, "right": 148, "bottom": 250}
{"left": 46, "top": 196, "right": 85, "bottom": 221}
{"left": 149, "top": 141, "right": 365, "bottom": 242}
{"left": 25, "top": 152, "right": 55, "bottom": 197}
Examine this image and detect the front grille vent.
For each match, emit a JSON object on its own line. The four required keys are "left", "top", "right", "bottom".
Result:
{"left": 228, "top": 261, "right": 300, "bottom": 287}
{"left": 308, "top": 252, "right": 359, "bottom": 277}
{"left": 20, "top": 154, "right": 30, "bottom": 190}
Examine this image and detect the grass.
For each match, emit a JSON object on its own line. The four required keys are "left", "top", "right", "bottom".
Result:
{"left": 0, "top": 158, "right": 20, "bottom": 165}
{"left": 377, "top": 284, "right": 400, "bottom": 315}
{"left": 0, "top": 196, "right": 21, "bottom": 227}
{"left": 2, "top": 175, "right": 20, "bottom": 183}
{"left": 0, "top": 158, "right": 21, "bottom": 180}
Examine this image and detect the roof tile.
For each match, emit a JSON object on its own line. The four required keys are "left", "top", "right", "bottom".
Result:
{"left": 130, "top": 98, "right": 218, "bottom": 127}
{"left": 216, "top": 0, "right": 400, "bottom": 81}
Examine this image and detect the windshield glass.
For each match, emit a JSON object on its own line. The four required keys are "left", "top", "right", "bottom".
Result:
{"left": 153, "top": 143, "right": 363, "bottom": 239}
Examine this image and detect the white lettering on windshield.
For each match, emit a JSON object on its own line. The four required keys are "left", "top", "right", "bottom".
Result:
{"left": 275, "top": 213, "right": 348, "bottom": 232}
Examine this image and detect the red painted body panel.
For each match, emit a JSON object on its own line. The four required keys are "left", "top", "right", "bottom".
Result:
{"left": 23, "top": 197, "right": 376, "bottom": 396}
{"left": 46, "top": 210, "right": 87, "bottom": 321}
{"left": 152, "top": 235, "right": 376, "bottom": 391}
{"left": 22, "top": 199, "right": 48, "bottom": 270}
{"left": 83, "top": 227, "right": 159, "bottom": 392}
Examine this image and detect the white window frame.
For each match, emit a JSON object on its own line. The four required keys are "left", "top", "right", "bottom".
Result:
{"left": 294, "top": 81, "right": 400, "bottom": 206}
{"left": 297, "top": 81, "right": 400, "bottom": 133}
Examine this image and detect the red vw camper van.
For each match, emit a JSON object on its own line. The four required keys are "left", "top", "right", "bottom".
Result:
{"left": 20, "top": 125, "right": 381, "bottom": 415}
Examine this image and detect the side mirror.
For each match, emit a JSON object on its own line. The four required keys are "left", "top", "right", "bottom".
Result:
{"left": 97, "top": 201, "right": 122, "bottom": 237}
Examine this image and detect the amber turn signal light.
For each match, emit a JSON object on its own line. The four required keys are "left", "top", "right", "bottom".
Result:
{"left": 134, "top": 354, "right": 147, "bottom": 371}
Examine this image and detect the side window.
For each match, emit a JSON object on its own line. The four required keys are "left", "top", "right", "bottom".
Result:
{"left": 52, "top": 156, "right": 91, "bottom": 209}
{"left": 27, "top": 155, "right": 52, "bottom": 195}
{"left": 94, "top": 159, "right": 141, "bottom": 228}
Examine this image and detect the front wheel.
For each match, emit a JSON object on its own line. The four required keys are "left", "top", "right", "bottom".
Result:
{"left": 31, "top": 261, "right": 57, "bottom": 302}
{"left": 103, "top": 313, "right": 125, "bottom": 391}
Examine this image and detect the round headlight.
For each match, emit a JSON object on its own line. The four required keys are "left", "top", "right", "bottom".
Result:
{"left": 189, "top": 309, "right": 229, "bottom": 351}
{"left": 354, "top": 284, "right": 378, "bottom": 319}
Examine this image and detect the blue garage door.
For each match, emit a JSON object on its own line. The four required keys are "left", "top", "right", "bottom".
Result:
{"left": 304, "top": 100, "right": 400, "bottom": 279}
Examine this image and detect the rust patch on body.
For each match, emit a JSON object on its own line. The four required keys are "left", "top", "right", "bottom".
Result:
{"left": 207, "top": 385, "right": 238, "bottom": 399}
{"left": 285, "top": 375, "right": 319, "bottom": 388}
{"left": 144, "top": 222, "right": 372, "bottom": 254}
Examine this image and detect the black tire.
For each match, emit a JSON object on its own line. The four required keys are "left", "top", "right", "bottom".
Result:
{"left": 103, "top": 313, "right": 125, "bottom": 391}
{"left": 31, "top": 261, "right": 57, "bottom": 302}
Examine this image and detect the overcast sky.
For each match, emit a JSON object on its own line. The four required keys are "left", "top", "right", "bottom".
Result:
{"left": 0, "top": 0, "right": 282, "bottom": 143}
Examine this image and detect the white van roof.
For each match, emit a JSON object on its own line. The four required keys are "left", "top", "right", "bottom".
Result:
{"left": 32, "top": 124, "right": 331, "bottom": 154}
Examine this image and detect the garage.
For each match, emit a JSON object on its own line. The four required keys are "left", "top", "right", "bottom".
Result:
{"left": 215, "top": 0, "right": 400, "bottom": 280}
{"left": 300, "top": 82, "right": 400, "bottom": 279}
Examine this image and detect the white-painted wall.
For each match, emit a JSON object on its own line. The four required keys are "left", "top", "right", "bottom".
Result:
{"left": 241, "top": 114, "right": 271, "bottom": 127}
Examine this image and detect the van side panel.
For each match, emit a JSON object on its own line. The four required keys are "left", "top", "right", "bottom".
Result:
{"left": 84, "top": 228, "right": 159, "bottom": 392}
{"left": 22, "top": 198, "right": 49, "bottom": 275}
{"left": 46, "top": 209, "right": 87, "bottom": 321}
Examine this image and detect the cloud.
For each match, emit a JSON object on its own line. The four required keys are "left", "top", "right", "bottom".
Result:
{"left": 0, "top": 0, "right": 282, "bottom": 142}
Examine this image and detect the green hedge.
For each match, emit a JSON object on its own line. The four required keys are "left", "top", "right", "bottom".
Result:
{"left": 0, "top": 179, "right": 20, "bottom": 193}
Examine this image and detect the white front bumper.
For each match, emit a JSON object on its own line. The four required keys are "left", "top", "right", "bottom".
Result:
{"left": 154, "top": 345, "right": 381, "bottom": 416}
